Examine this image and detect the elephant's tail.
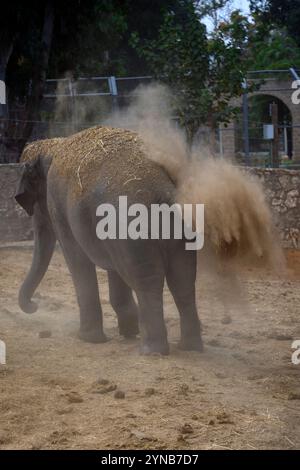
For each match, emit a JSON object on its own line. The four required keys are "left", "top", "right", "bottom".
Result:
{"left": 163, "top": 156, "right": 284, "bottom": 270}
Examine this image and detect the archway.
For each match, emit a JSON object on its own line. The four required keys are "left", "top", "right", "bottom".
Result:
{"left": 235, "top": 94, "right": 293, "bottom": 166}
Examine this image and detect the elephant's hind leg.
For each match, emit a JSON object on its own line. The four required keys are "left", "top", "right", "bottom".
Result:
{"left": 55, "top": 221, "right": 107, "bottom": 344}
{"left": 136, "top": 286, "right": 169, "bottom": 356}
{"left": 166, "top": 246, "right": 203, "bottom": 352}
{"left": 107, "top": 270, "right": 139, "bottom": 338}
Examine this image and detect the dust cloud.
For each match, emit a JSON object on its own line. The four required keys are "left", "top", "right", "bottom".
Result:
{"left": 103, "top": 84, "right": 284, "bottom": 270}
{"left": 103, "top": 83, "right": 285, "bottom": 314}
{"left": 50, "top": 80, "right": 285, "bottom": 314}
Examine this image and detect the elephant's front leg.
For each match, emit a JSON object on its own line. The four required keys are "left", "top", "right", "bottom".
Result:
{"left": 107, "top": 270, "right": 139, "bottom": 338}
{"left": 56, "top": 224, "right": 107, "bottom": 343}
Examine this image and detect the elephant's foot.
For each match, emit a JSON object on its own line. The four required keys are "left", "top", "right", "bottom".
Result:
{"left": 118, "top": 314, "right": 139, "bottom": 338}
{"left": 178, "top": 335, "right": 204, "bottom": 352}
{"left": 19, "top": 298, "right": 38, "bottom": 314}
{"left": 140, "top": 339, "right": 169, "bottom": 356}
{"left": 78, "top": 329, "right": 108, "bottom": 344}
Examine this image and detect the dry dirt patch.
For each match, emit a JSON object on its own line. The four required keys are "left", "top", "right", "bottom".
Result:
{"left": 0, "top": 245, "right": 300, "bottom": 449}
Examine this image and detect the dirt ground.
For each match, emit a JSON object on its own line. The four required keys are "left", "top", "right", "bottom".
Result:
{"left": 0, "top": 244, "right": 300, "bottom": 450}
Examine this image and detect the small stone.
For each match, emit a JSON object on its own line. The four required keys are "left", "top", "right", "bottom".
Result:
{"left": 287, "top": 392, "right": 300, "bottom": 400}
{"left": 114, "top": 390, "right": 125, "bottom": 399}
{"left": 145, "top": 387, "right": 156, "bottom": 396}
{"left": 216, "top": 412, "right": 234, "bottom": 424}
{"left": 66, "top": 392, "right": 83, "bottom": 404}
{"left": 38, "top": 330, "right": 52, "bottom": 338}
{"left": 215, "top": 372, "right": 227, "bottom": 379}
{"left": 96, "top": 378, "right": 110, "bottom": 385}
{"left": 130, "top": 430, "right": 155, "bottom": 441}
{"left": 93, "top": 383, "right": 117, "bottom": 394}
{"left": 179, "top": 383, "right": 189, "bottom": 395}
{"left": 90, "top": 378, "right": 117, "bottom": 394}
{"left": 56, "top": 407, "right": 74, "bottom": 415}
{"left": 221, "top": 315, "right": 232, "bottom": 325}
{"left": 208, "top": 419, "right": 215, "bottom": 425}
{"left": 180, "top": 423, "right": 193, "bottom": 434}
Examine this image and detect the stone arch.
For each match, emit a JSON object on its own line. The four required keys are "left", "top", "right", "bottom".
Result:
{"left": 221, "top": 79, "right": 300, "bottom": 162}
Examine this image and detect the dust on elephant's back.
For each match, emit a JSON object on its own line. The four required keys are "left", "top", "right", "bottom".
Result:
{"left": 43, "top": 126, "right": 165, "bottom": 199}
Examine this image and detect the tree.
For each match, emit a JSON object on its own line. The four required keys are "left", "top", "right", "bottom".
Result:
{"left": 131, "top": 3, "right": 249, "bottom": 143}
{"left": 196, "top": 0, "right": 235, "bottom": 31}
{"left": 0, "top": 0, "right": 189, "bottom": 161}
{"left": 250, "top": 0, "right": 300, "bottom": 49}
{"left": 0, "top": 2, "right": 55, "bottom": 160}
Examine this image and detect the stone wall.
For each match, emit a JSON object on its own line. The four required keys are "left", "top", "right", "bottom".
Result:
{"left": 0, "top": 164, "right": 300, "bottom": 248}
{"left": 249, "top": 168, "right": 300, "bottom": 248}
{"left": 0, "top": 165, "right": 33, "bottom": 242}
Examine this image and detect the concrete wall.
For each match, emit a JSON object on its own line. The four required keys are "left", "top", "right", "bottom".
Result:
{"left": 0, "top": 165, "right": 33, "bottom": 242}
{"left": 0, "top": 164, "right": 300, "bottom": 248}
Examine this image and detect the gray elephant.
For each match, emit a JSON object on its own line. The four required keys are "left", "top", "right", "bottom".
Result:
{"left": 15, "top": 126, "right": 202, "bottom": 355}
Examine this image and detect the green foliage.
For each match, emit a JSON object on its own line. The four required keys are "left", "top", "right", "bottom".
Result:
{"left": 250, "top": 0, "right": 300, "bottom": 49}
{"left": 249, "top": 29, "right": 300, "bottom": 70}
{"left": 131, "top": 4, "right": 248, "bottom": 141}
{"left": 246, "top": 2, "right": 300, "bottom": 71}
{"left": 3, "top": 0, "right": 300, "bottom": 147}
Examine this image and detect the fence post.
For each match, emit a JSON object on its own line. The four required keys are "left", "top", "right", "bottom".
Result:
{"left": 68, "top": 78, "right": 77, "bottom": 133}
{"left": 242, "top": 79, "right": 250, "bottom": 166}
{"left": 271, "top": 102, "right": 279, "bottom": 168}
{"left": 0, "top": 79, "right": 6, "bottom": 109}
{"left": 219, "top": 125, "right": 224, "bottom": 158}
{"left": 0, "top": 80, "right": 7, "bottom": 162}
{"left": 108, "top": 76, "right": 119, "bottom": 113}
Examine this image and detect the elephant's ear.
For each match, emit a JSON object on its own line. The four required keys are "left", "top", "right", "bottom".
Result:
{"left": 15, "top": 158, "right": 42, "bottom": 216}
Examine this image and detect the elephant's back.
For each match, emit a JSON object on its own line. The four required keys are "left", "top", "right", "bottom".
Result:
{"left": 50, "top": 125, "right": 175, "bottom": 203}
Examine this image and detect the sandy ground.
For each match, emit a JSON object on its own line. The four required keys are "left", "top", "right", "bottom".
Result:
{"left": 0, "top": 244, "right": 300, "bottom": 450}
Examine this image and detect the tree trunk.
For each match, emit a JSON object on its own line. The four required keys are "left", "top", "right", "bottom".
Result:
{"left": 17, "top": 1, "right": 55, "bottom": 159}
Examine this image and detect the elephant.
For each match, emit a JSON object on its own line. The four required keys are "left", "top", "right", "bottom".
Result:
{"left": 15, "top": 126, "right": 202, "bottom": 355}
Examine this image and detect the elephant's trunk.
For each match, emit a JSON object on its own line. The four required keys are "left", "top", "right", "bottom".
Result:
{"left": 19, "top": 203, "right": 56, "bottom": 313}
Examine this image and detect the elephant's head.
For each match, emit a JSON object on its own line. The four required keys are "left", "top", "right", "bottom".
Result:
{"left": 15, "top": 157, "right": 45, "bottom": 216}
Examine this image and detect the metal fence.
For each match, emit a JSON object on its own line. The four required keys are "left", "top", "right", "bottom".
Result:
{"left": 0, "top": 75, "right": 156, "bottom": 162}
{"left": 2, "top": 71, "right": 300, "bottom": 166}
